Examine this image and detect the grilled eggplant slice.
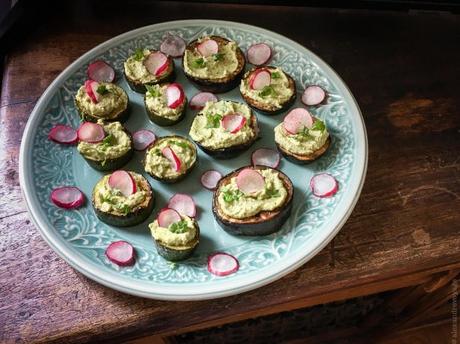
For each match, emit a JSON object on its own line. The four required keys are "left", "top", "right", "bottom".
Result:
{"left": 144, "top": 83, "right": 187, "bottom": 126}
{"left": 276, "top": 136, "right": 331, "bottom": 164}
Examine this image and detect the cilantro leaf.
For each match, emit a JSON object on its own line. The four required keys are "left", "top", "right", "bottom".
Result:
{"left": 145, "top": 84, "right": 161, "bottom": 97}
{"left": 205, "top": 113, "right": 222, "bottom": 129}
{"left": 170, "top": 140, "right": 189, "bottom": 149}
{"left": 169, "top": 220, "right": 189, "bottom": 234}
{"left": 213, "top": 53, "right": 224, "bottom": 61}
{"left": 116, "top": 204, "right": 131, "bottom": 215}
{"left": 222, "top": 189, "right": 244, "bottom": 203}
{"left": 271, "top": 71, "right": 281, "bottom": 79}
{"left": 133, "top": 48, "right": 145, "bottom": 61}
{"left": 311, "top": 119, "right": 326, "bottom": 132}
{"left": 96, "top": 85, "right": 110, "bottom": 95}
{"left": 192, "top": 57, "right": 206, "bottom": 68}
{"left": 259, "top": 85, "right": 277, "bottom": 98}
{"left": 265, "top": 186, "right": 280, "bottom": 198}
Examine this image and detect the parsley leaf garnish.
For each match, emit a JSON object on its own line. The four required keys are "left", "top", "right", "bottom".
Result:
{"left": 116, "top": 204, "right": 131, "bottom": 215}
{"left": 213, "top": 53, "right": 224, "bottom": 61}
{"left": 265, "top": 186, "right": 280, "bottom": 198}
{"left": 169, "top": 220, "right": 189, "bottom": 234}
{"left": 222, "top": 189, "right": 244, "bottom": 203}
{"left": 170, "top": 140, "right": 189, "bottom": 149}
{"left": 205, "top": 113, "right": 222, "bottom": 128}
{"left": 192, "top": 57, "right": 206, "bottom": 68}
{"left": 145, "top": 84, "right": 161, "bottom": 97}
{"left": 133, "top": 48, "right": 145, "bottom": 61}
{"left": 96, "top": 85, "right": 110, "bottom": 95}
{"left": 100, "top": 134, "right": 115, "bottom": 151}
{"left": 271, "top": 71, "right": 281, "bottom": 79}
{"left": 311, "top": 119, "right": 326, "bottom": 132}
{"left": 259, "top": 85, "right": 277, "bottom": 98}
{"left": 295, "top": 127, "right": 313, "bottom": 141}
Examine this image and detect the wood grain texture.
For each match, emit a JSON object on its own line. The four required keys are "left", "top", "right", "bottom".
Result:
{"left": 1, "top": 1, "right": 460, "bottom": 343}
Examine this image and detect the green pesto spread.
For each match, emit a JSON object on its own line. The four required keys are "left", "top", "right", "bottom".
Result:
{"left": 149, "top": 215, "right": 197, "bottom": 247}
{"left": 124, "top": 49, "right": 159, "bottom": 84}
{"left": 145, "top": 84, "right": 184, "bottom": 120}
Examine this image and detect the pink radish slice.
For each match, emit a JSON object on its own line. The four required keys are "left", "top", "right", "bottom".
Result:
{"left": 222, "top": 114, "right": 246, "bottom": 134}
{"left": 236, "top": 168, "right": 265, "bottom": 194}
{"left": 160, "top": 33, "right": 186, "bottom": 57}
{"left": 158, "top": 208, "right": 182, "bottom": 228}
{"left": 302, "top": 85, "right": 326, "bottom": 106}
{"left": 77, "top": 122, "right": 105, "bottom": 143}
{"left": 166, "top": 83, "right": 185, "bottom": 109}
{"left": 189, "top": 92, "right": 218, "bottom": 110}
{"left": 201, "top": 170, "right": 222, "bottom": 190}
{"left": 50, "top": 186, "right": 84, "bottom": 209}
{"left": 167, "top": 193, "right": 196, "bottom": 217}
{"left": 144, "top": 51, "right": 169, "bottom": 76}
{"left": 132, "top": 129, "right": 156, "bottom": 151}
{"left": 162, "top": 147, "right": 181, "bottom": 172}
{"left": 87, "top": 60, "right": 115, "bottom": 83}
{"left": 248, "top": 69, "right": 271, "bottom": 90}
{"left": 251, "top": 148, "right": 280, "bottom": 168}
{"left": 108, "top": 170, "right": 136, "bottom": 197}
{"left": 247, "top": 43, "right": 272, "bottom": 66}
{"left": 84, "top": 80, "right": 99, "bottom": 103}
{"left": 283, "top": 108, "right": 314, "bottom": 134}
{"left": 48, "top": 125, "right": 78, "bottom": 144}
{"left": 310, "top": 173, "right": 338, "bottom": 198}
{"left": 105, "top": 241, "right": 135, "bottom": 266}
{"left": 207, "top": 253, "right": 239, "bottom": 276}
{"left": 197, "top": 39, "right": 219, "bottom": 57}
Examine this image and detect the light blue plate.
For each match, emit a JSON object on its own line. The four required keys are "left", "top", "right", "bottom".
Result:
{"left": 19, "top": 20, "right": 367, "bottom": 300}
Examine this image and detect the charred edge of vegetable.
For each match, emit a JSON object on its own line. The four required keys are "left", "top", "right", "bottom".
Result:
{"left": 75, "top": 97, "right": 131, "bottom": 123}
{"left": 153, "top": 223, "right": 200, "bottom": 261}
{"left": 124, "top": 64, "right": 176, "bottom": 94}
{"left": 276, "top": 136, "right": 331, "bottom": 165}
{"left": 144, "top": 97, "right": 187, "bottom": 127}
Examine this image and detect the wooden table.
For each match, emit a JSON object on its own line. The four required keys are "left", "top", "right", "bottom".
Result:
{"left": 1, "top": 2, "right": 459, "bottom": 343}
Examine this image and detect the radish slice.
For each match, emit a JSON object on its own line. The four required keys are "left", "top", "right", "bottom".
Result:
{"left": 249, "top": 69, "right": 271, "bottom": 90}
{"left": 247, "top": 43, "right": 272, "bottom": 66}
{"left": 158, "top": 208, "right": 181, "bottom": 228}
{"left": 251, "top": 148, "right": 280, "bottom": 168}
{"left": 77, "top": 122, "right": 105, "bottom": 143}
{"left": 283, "top": 108, "right": 314, "bottom": 134}
{"left": 236, "top": 168, "right": 265, "bottom": 194}
{"left": 50, "top": 187, "right": 84, "bottom": 209}
{"left": 105, "top": 241, "right": 135, "bottom": 266}
{"left": 84, "top": 80, "right": 99, "bottom": 103}
{"left": 132, "top": 129, "right": 156, "bottom": 151}
{"left": 144, "top": 51, "right": 169, "bottom": 76}
{"left": 197, "top": 39, "right": 219, "bottom": 57}
{"left": 108, "top": 170, "right": 136, "bottom": 197}
{"left": 48, "top": 125, "right": 78, "bottom": 144}
{"left": 160, "top": 33, "right": 186, "bottom": 57}
{"left": 87, "top": 60, "right": 115, "bottom": 83}
{"left": 166, "top": 83, "right": 185, "bottom": 109}
{"left": 201, "top": 170, "right": 222, "bottom": 190}
{"left": 221, "top": 114, "right": 246, "bottom": 134}
{"left": 162, "top": 147, "right": 181, "bottom": 172}
{"left": 302, "top": 85, "right": 326, "bottom": 106}
{"left": 310, "top": 173, "right": 338, "bottom": 198}
{"left": 168, "top": 194, "right": 196, "bottom": 217}
{"left": 189, "top": 92, "right": 218, "bottom": 110}
{"left": 208, "top": 253, "right": 239, "bottom": 276}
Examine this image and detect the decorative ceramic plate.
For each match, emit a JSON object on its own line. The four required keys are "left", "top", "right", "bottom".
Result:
{"left": 19, "top": 20, "right": 367, "bottom": 300}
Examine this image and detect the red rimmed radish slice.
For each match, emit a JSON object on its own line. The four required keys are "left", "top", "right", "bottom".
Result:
{"left": 87, "top": 60, "right": 115, "bottom": 83}
{"left": 208, "top": 252, "right": 239, "bottom": 276}
{"left": 302, "top": 85, "right": 326, "bottom": 106}
{"left": 50, "top": 187, "right": 84, "bottom": 209}
{"left": 105, "top": 241, "right": 135, "bottom": 266}
{"left": 247, "top": 43, "right": 272, "bottom": 66}
{"left": 168, "top": 193, "right": 196, "bottom": 217}
{"left": 310, "top": 173, "right": 338, "bottom": 198}
{"left": 197, "top": 39, "right": 219, "bottom": 57}
{"left": 158, "top": 208, "right": 181, "bottom": 228}
{"left": 201, "top": 170, "right": 222, "bottom": 191}
{"left": 166, "top": 83, "right": 185, "bottom": 109}
{"left": 84, "top": 79, "right": 99, "bottom": 103}
{"left": 77, "top": 122, "right": 105, "bottom": 143}
{"left": 108, "top": 170, "right": 136, "bottom": 197}
{"left": 132, "top": 129, "right": 156, "bottom": 151}
{"left": 144, "top": 51, "right": 169, "bottom": 76}
{"left": 283, "top": 108, "right": 314, "bottom": 134}
{"left": 48, "top": 125, "right": 78, "bottom": 144}
{"left": 236, "top": 168, "right": 265, "bottom": 195}
{"left": 222, "top": 114, "right": 246, "bottom": 134}
{"left": 249, "top": 69, "right": 271, "bottom": 90}
{"left": 160, "top": 33, "right": 186, "bottom": 58}
{"left": 162, "top": 147, "right": 181, "bottom": 172}
{"left": 189, "top": 92, "right": 218, "bottom": 110}
{"left": 251, "top": 148, "right": 280, "bottom": 168}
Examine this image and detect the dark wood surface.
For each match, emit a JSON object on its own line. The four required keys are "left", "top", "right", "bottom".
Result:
{"left": 1, "top": 2, "right": 459, "bottom": 343}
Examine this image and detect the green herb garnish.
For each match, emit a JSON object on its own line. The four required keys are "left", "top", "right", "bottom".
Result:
{"left": 213, "top": 53, "right": 224, "bottom": 61}
{"left": 295, "top": 127, "right": 313, "bottom": 141}
{"left": 311, "top": 119, "right": 326, "bottom": 132}
{"left": 222, "top": 189, "right": 244, "bottom": 203}
{"left": 205, "top": 113, "right": 222, "bottom": 128}
{"left": 133, "top": 48, "right": 145, "bottom": 61}
{"left": 170, "top": 140, "right": 189, "bottom": 149}
{"left": 192, "top": 57, "right": 206, "bottom": 68}
{"left": 145, "top": 84, "right": 161, "bottom": 97}
{"left": 116, "top": 204, "right": 131, "bottom": 215}
{"left": 259, "top": 85, "right": 277, "bottom": 98}
{"left": 271, "top": 71, "right": 281, "bottom": 79}
{"left": 169, "top": 220, "right": 189, "bottom": 234}
{"left": 265, "top": 186, "right": 280, "bottom": 198}
{"left": 96, "top": 85, "right": 109, "bottom": 95}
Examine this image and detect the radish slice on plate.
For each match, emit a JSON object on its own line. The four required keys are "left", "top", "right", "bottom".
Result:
{"left": 302, "top": 85, "right": 326, "bottom": 106}
{"left": 162, "top": 147, "right": 181, "bottom": 172}
{"left": 132, "top": 129, "right": 156, "bottom": 151}
{"left": 105, "top": 241, "right": 135, "bottom": 266}
{"left": 108, "top": 170, "right": 136, "bottom": 197}
{"left": 189, "top": 92, "right": 218, "bottom": 110}
{"left": 168, "top": 193, "right": 196, "bottom": 217}
{"left": 310, "top": 173, "right": 338, "bottom": 198}
{"left": 84, "top": 80, "right": 99, "bottom": 103}
{"left": 166, "top": 83, "right": 185, "bottom": 109}
{"left": 50, "top": 186, "right": 84, "bottom": 209}
{"left": 251, "top": 148, "right": 280, "bottom": 168}
{"left": 247, "top": 43, "right": 272, "bottom": 66}
{"left": 249, "top": 69, "right": 271, "bottom": 90}
{"left": 208, "top": 253, "right": 239, "bottom": 276}
{"left": 221, "top": 114, "right": 246, "bottom": 133}
{"left": 158, "top": 208, "right": 182, "bottom": 228}
{"left": 77, "top": 122, "right": 105, "bottom": 143}
{"left": 48, "top": 125, "right": 78, "bottom": 144}
{"left": 283, "top": 108, "right": 314, "bottom": 134}
{"left": 144, "top": 51, "right": 169, "bottom": 76}
{"left": 201, "top": 170, "right": 222, "bottom": 190}
{"left": 236, "top": 168, "right": 265, "bottom": 194}
{"left": 160, "top": 33, "right": 186, "bottom": 57}
{"left": 87, "top": 60, "right": 115, "bottom": 83}
{"left": 197, "top": 39, "right": 219, "bottom": 57}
